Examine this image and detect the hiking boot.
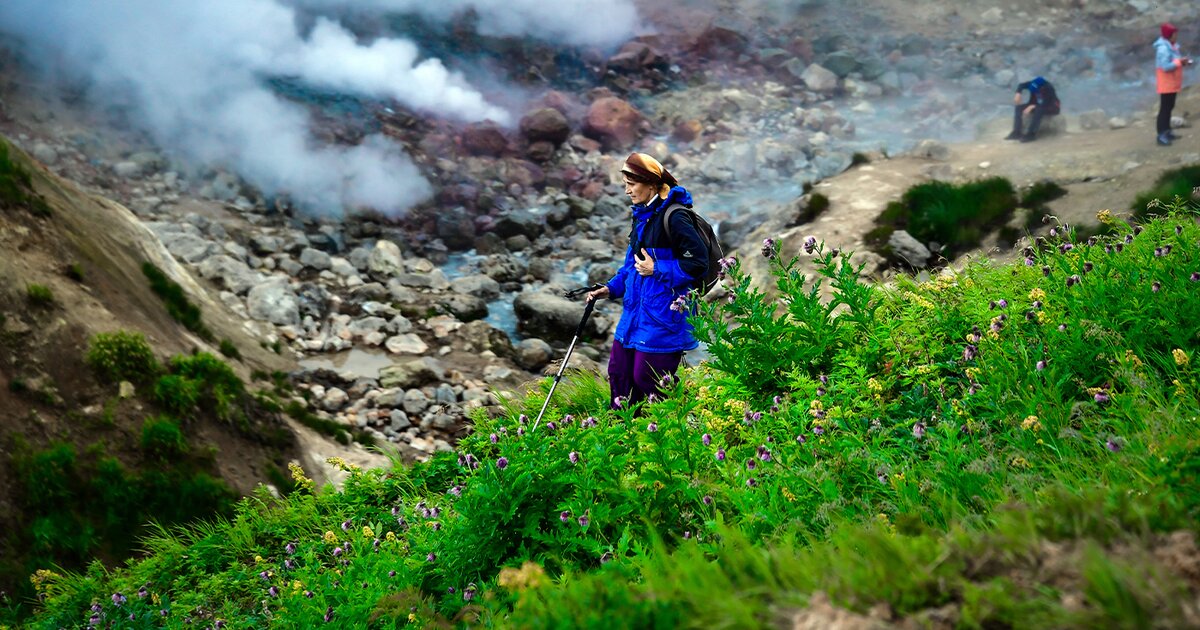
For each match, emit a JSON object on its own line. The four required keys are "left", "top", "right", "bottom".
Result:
{"left": 1019, "top": 134, "right": 1037, "bottom": 143}
{"left": 1157, "top": 132, "right": 1173, "bottom": 146}
{"left": 1168, "top": 131, "right": 1182, "bottom": 140}
{"left": 1004, "top": 132, "right": 1022, "bottom": 141}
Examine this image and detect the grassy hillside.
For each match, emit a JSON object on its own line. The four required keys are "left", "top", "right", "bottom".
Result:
{"left": 11, "top": 202, "right": 1200, "bottom": 629}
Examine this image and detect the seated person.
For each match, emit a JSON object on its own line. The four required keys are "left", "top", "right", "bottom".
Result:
{"left": 1006, "top": 76, "right": 1061, "bottom": 142}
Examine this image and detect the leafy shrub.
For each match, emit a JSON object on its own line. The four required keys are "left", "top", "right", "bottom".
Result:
{"left": 85, "top": 330, "right": 160, "bottom": 383}
{"left": 153, "top": 374, "right": 201, "bottom": 416}
{"left": 219, "top": 338, "right": 241, "bottom": 360}
{"left": 64, "top": 263, "right": 85, "bottom": 282}
{"left": 141, "top": 416, "right": 190, "bottom": 461}
{"left": 1130, "top": 165, "right": 1200, "bottom": 221}
{"left": 1021, "top": 180, "right": 1068, "bottom": 230}
{"left": 872, "top": 177, "right": 1018, "bottom": 260}
{"left": 850, "top": 152, "right": 871, "bottom": 166}
{"left": 25, "top": 283, "right": 54, "bottom": 306}
{"left": 792, "top": 192, "right": 831, "bottom": 225}
{"left": 0, "top": 141, "right": 51, "bottom": 217}
{"left": 160, "top": 353, "right": 244, "bottom": 421}
{"left": 141, "top": 262, "right": 214, "bottom": 341}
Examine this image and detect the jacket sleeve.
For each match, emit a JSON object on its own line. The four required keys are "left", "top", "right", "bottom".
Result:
{"left": 1015, "top": 81, "right": 1031, "bottom": 93}
{"left": 652, "top": 210, "right": 709, "bottom": 291}
{"left": 606, "top": 245, "right": 635, "bottom": 299}
{"left": 1158, "top": 44, "right": 1182, "bottom": 71}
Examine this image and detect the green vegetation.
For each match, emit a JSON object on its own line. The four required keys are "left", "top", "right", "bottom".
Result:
{"left": 1130, "top": 164, "right": 1200, "bottom": 222}
{"left": 142, "top": 261, "right": 214, "bottom": 342}
{"left": 18, "top": 204, "right": 1199, "bottom": 629}
{"left": 219, "top": 338, "right": 242, "bottom": 361}
{"left": 1020, "top": 180, "right": 1068, "bottom": 231}
{"left": 84, "top": 330, "right": 160, "bottom": 383}
{"left": 850, "top": 152, "right": 871, "bottom": 167}
{"left": 64, "top": 263, "right": 85, "bottom": 282}
{"left": 141, "top": 416, "right": 189, "bottom": 459}
{"left": 792, "top": 192, "right": 830, "bottom": 226}
{"left": 25, "top": 283, "right": 54, "bottom": 306}
{"left": 153, "top": 352, "right": 246, "bottom": 422}
{"left": 0, "top": 141, "right": 51, "bottom": 217}
{"left": 868, "top": 177, "right": 1018, "bottom": 262}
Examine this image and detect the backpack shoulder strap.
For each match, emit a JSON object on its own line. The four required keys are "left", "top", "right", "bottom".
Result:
{"left": 661, "top": 203, "right": 690, "bottom": 241}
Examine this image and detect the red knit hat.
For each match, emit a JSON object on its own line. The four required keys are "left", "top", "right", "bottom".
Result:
{"left": 1162, "top": 23, "right": 1178, "bottom": 39}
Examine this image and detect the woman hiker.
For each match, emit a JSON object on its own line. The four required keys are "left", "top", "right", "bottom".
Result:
{"left": 1155, "top": 22, "right": 1194, "bottom": 146}
{"left": 586, "top": 153, "right": 709, "bottom": 411}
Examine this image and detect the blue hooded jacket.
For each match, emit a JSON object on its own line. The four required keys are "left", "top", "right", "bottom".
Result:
{"left": 605, "top": 186, "right": 708, "bottom": 353}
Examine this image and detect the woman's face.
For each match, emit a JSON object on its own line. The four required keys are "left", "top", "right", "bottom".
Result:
{"left": 624, "top": 177, "right": 656, "bottom": 206}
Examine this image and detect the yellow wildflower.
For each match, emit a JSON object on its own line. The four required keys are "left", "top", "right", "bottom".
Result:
{"left": 292, "top": 581, "right": 304, "bottom": 592}
{"left": 498, "top": 561, "right": 549, "bottom": 591}
{"left": 1009, "top": 456, "right": 1030, "bottom": 469}
{"left": 152, "top": 593, "right": 160, "bottom": 605}
{"left": 1028, "top": 287, "right": 1046, "bottom": 301}
{"left": 289, "top": 462, "right": 315, "bottom": 493}
{"left": 29, "top": 569, "right": 59, "bottom": 594}
{"left": 362, "top": 526, "right": 375, "bottom": 539}
{"left": 326, "top": 457, "right": 359, "bottom": 472}
{"left": 987, "top": 329, "right": 1000, "bottom": 341}
{"left": 323, "top": 531, "right": 338, "bottom": 544}
{"left": 965, "top": 367, "right": 981, "bottom": 380}
{"left": 1021, "top": 415, "right": 1042, "bottom": 432}
{"left": 254, "top": 555, "right": 264, "bottom": 564}
{"left": 781, "top": 487, "right": 797, "bottom": 502}
{"left": 386, "top": 531, "right": 397, "bottom": 542}
{"left": 408, "top": 613, "right": 417, "bottom": 622}
{"left": 1174, "top": 349, "right": 1189, "bottom": 366}
{"left": 1035, "top": 311, "right": 1047, "bottom": 323}
{"left": 1124, "top": 350, "right": 1143, "bottom": 368}
{"left": 1096, "top": 208, "right": 1114, "bottom": 224}
{"left": 867, "top": 378, "right": 883, "bottom": 393}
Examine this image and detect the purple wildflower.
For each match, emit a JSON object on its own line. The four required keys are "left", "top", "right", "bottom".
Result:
{"left": 1036, "top": 360, "right": 1046, "bottom": 371}
{"left": 1083, "top": 261, "right": 1093, "bottom": 273}
{"left": 803, "top": 235, "right": 818, "bottom": 254}
{"left": 702, "top": 433, "right": 712, "bottom": 446}
{"left": 1176, "top": 224, "right": 1184, "bottom": 235}
{"left": 304, "top": 590, "right": 314, "bottom": 598}
{"left": 332, "top": 547, "right": 343, "bottom": 557}
{"left": 1032, "top": 300, "right": 1042, "bottom": 309}
{"left": 496, "top": 457, "right": 509, "bottom": 470}
{"left": 160, "top": 610, "right": 168, "bottom": 617}
{"left": 560, "top": 510, "right": 570, "bottom": 523}
{"left": 427, "top": 553, "right": 437, "bottom": 562}
{"left": 449, "top": 485, "right": 462, "bottom": 497}
{"left": 1192, "top": 272, "right": 1200, "bottom": 282}
{"left": 463, "top": 584, "right": 477, "bottom": 602}
{"left": 1106, "top": 438, "right": 1122, "bottom": 453}
{"left": 1049, "top": 227, "right": 1058, "bottom": 237}
{"left": 614, "top": 396, "right": 626, "bottom": 409}
{"left": 600, "top": 551, "right": 614, "bottom": 564}
{"left": 388, "top": 571, "right": 396, "bottom": 577}
{"left": 913, "top": 422, "right": 927, "bottom": 439}
{"left": 578, "top": 514, "right": 590, "bottom": 528}
{"left": 1059, "top": 242, "right": 1074, "bottom": 253}
{"left": 746, "top": 459, "right": 757, "bottom": 471}
{"left": 583, "top": 416, "right": 597, "bottom": 428}
{"left": 285, "top": 559, "right": 296, "bottom": 571}
{"left": 341, "top": 520, "right": 351, "bottom": 532}
{"left": 569, "top": 451, "right": 579, "bottom": 465}
{"left": 669, "top": 294, "right": 689, "bottom": 312}
{"left": 92, "top": 603, "right": 102, "bottom": 613}
{"left": 963, "top": 344, "right": 977, "bottom": 362}
{"left": 546, "top": 421, "right": 557, "bottom": 431}
{"left": 324, "top": 607, "right": 335, "bottom": 623}
{"left": 813, "top": 425, "right": 825, "bottom": 435}
{"left": 138, "top": 586, "right": 148, "bottom": 599}
{"left": 215, "top": 621, "right": 226, "bottom": 629}
{"left": 762, "top": 237, "right": 778, "bottom": 259}
{"left": 683, "top": 531, "right": 692, "bottom": 539}
{"left": 816, "top": 386, "right": 826, "bottom": 397}
{"left": 758, "top": 447, "right": 772, "bottom": 462}
{"left": 1058, "top": 324, "right": 1068, "bottom": 332}
{"left": 490, "top": 433, "right": 498, "bottom": 444}
{"left": 269, "top": 586, "right": 279, "bottom": 598}
{"left": 1152, "top": 281, "right": 1161, "bottom": 293}
{"left": 716, "top": 449, "right": 726, "bottom": 461}
{"left": 796, "top": 434, "right": 806, "bottom": 444}
{"left": 1025, "top": 257, "right": 1035, "bottom": 266}
{"left": 519, "top": 414, "right": 528, "bottom": 424}
{"left": 112, "top": 593, "right": 126, "bottom": 606}
{"left": 1115, "top": 242, "right": 1124, "bottom": 252}
{"left": 647, "top": 422, "right": 658, "bottom": 433}
{"left": 746, "top": 478, "right": 758, "bottom": 487}
{"left": 562, "top": 414, "right": 574, "bottom": 424}
{"left": 998, "top": 298, "right": 1008, "bottom": 308}
{"left": 1105, "top": 245, "right": 1114, "bottom": 254}
{"left": 285, "top": 542, "right": 296, "bottom": 555}
{"left": 517, "top": 427, "right": 526, "bottom": 437}
{"left": 1042, "top": 265, "right": 1051, "bottom": 277}
{"left": 819, "top": 375, "right": 828, "bottom": 385}
{"left": 751, "top": 411, "right": 762, "bottom": 422}
{"left": 1094, "top": 391, "right": 1110, "bottom": 404}
{"left": 703, "top": 495, "right": 713, "bottom": 505}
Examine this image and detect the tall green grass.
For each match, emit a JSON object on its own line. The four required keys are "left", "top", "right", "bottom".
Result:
{"left": 15, "top": 204, "right": 1200, "bottom": 629}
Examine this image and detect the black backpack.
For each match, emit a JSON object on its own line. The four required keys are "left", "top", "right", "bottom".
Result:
{"left": 662, "top": 204, "right": 724, "bottom": 295}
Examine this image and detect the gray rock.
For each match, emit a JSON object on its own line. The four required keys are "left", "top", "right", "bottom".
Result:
{"left": 513, "top": 291, "right": 604, "bottom": 342}
{"left": 887, "top": 230, "right": 931, "bottom": 268}
{"left": 348, "top": 246, "right": 372, "bottom": 271}
{"left": 450, "top": 274, "right": 501, "bottom": 300}
{"left": 435, "top": 384, "right": 457, "bottom": 405}
{"left": 1078, "top": 109, "right": 1108, "bottom": 131}
{"left": 493, "top": 209, "right": 544, "bottom": 240}
{"left": 379, "top": 357, "right": 445, "bottom": 389}
{"left": 402, "top": 389, "right": 430, "bottom": 414}
{"left": 389, "top": 409, "right": 412, "bottom": 431}
{"left": 197, "top": 254, "right": 262, "bottom": 295}
{"left": 821, "top": 50, "right": 860, "bottom": 78}
{"left": 348, "top": 317, "right": 389, "bottom": 340}
{"left": 160, "top": 232, "right": 217, "bottom": 264}
{"left": 515, "top": 338, "right": 553, "bottom": 371}
{"left": 439, "top": 293, "right": 488, "bottom": 322}
{"left": 458, "top": 320, "right": 514, "bottom": 358}
{"left": 368, "top": 240, "right": 404, "bottom": 278}
{"left": 387, "top": 315, "right": 414, "bottom": 334}
{"left": 246, "top": 277, "right": 301, "bottom": 326}
{"left": 113, "top": 161, "right": 142, "bottom": 178}
{"left": 801, "top": 63, "right": 839, "bottom": 93}
{"left": 720, "top": 211, "right": 768, "bottom": 250}
{"left": 321, "top": 388, "right": 349, "bottom": 411}
{"left": 385, "top": 333, "right": 429, "bottom": 355}
{"left": 700, "top": 140, "right": 757, "bottom": 182}
{"left": 299, "top": 247, "right": 333, "bottom": 271}
{"left": 250, "top": 234, "right": 282, "bottom": 256}
{"left": 483, "top": 255, "right": 527, "bottom": 282}
{"left": 393, "top": 269, "right": 450, "bottom": 290}
{"left": 330, "top": 257, "right": 358, "bottom": 277}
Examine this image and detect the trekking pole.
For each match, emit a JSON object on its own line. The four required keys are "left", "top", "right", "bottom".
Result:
{"left": 532, "top": 284, "right": 602, "bottom": 432}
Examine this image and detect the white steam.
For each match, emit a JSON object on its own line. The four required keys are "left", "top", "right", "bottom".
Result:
{"left": 0, "top": 0, "right": 639, "bottom": 215}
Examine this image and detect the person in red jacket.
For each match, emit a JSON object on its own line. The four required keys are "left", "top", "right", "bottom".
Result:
{"left": 1155, "top": 22, "right": 1194, "bottom": 146}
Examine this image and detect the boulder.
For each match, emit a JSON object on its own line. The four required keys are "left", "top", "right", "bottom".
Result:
{"left": 299, "top": 247, "right": 333, "bottom": 271}
{"left": 606, "top": 41, "right": 669, "bottom": 73}
{"left": 435, "top": 207, "right": 476, "bottom": 250}
{"left": 197, "top": 255, "right": 262, "bottom": 295}
{"left": 519, "top": 108, "right": 571, "bottom": 146}
{"left": 159, "top": 232, "right": 217, "bottom": 264}
{"left": 461, "top": 122, "right": 508, "bottom": 157}
{"left": 457, "top": 320, "right": 514, "bottom": 358}
{"left": 246, "top": 277, "right": 301, "bottom": 326}
{"left": 912, "top": 139, "right": 950, "bottom": 161}
{"left": 440, "top": 293, "right": 488, "bottom": 322}
{"left": 450, "top": 274, "right": 501, "bottom": 301}
{"left": 379, "top": 357, "right": 445, "bottom": 389}
{"left": 493, "top": 209, "right": 544, "bottom": 240}
{"left": 513, "top": 291, "right": 604, "bottom": 342}
{"left": 821, "top": 50, "right": 860, "bottom": 78}
{"left": 515, "top": 338, "right": 553, "bottom": 371}
{"left": 368, "top": 240, "right": 404, "bottom": 278}
{"left": 1078, "top": 109, "right": 1109, "bottom": 131}
{"left": 583, "top": 97, "right": 645, "bottom": 151}
{"left": 801, "top": 63, "right": 839, "bottom": 93}
{"left": 887, "top": 230, "right": 931, "bottom": 268}
{"left": 385, "top": 333, "right": 430, "bottom": 355}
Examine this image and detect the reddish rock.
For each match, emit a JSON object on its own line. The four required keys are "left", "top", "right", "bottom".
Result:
{"left": 569, "top": 135, "right": 602, "bottom": 154}
{"left": 671, "top": 119, "right": 703, "bottom": 144}
{"left": 583, "top": 97, "right": 645, "bottom": 151}
{"left": 519, "top": 108, "right": 571, "bottom": 146}
{"left": 525, "top": 141, "right": 556, "bottom": 163}
{"left": 606, "top": 40, "right": 670, "bottom": 73}
{"left": 686, "top": 25, "right": 749, "bottom": 61}
{"left": 460, "top": 122, "right": 508, "bottom": 157}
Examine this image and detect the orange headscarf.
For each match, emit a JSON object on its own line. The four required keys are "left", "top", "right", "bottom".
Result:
{"left": 621, "top": 152, "right": 678, "bottom": 201}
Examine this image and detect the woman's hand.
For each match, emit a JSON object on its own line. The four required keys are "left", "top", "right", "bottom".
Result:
{"left": 635, "top": 248, "right": 655, "bottom": 276}
{"left": 586, "top": 286, "right": 610, "bottom": 302}
{"left": 1013, "top": 92, "right": 1021, "bottom": 105}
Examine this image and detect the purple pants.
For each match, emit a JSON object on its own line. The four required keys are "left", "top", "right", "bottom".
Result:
{"left": 607, "top": 339, "right": 683, "bottom": 410}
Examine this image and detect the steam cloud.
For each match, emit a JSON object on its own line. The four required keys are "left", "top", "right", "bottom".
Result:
{"left": 0, "top": 0, "right": 638, "bottom": 215}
